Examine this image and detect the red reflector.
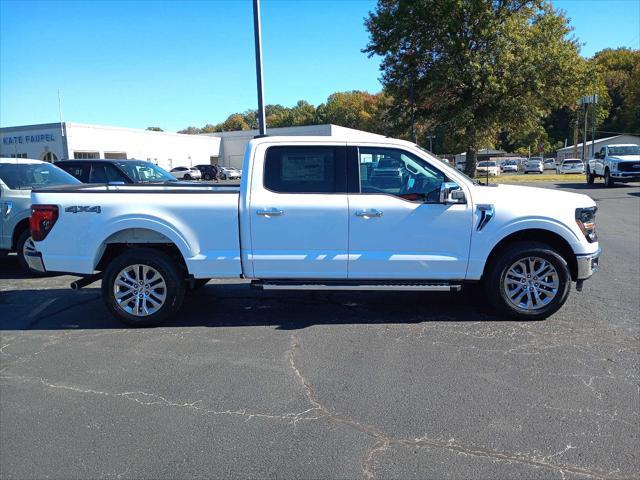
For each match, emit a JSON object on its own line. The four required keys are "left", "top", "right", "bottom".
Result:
{"left": 30, "top": 205, "right": 59, "bottom": 241}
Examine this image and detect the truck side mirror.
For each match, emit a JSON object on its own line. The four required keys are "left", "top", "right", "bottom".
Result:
{"left": 440, "top": 182, "right": 466, "bottom": 204}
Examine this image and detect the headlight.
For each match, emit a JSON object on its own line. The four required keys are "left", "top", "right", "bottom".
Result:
{"left": 575, "top": 207, "right": 597, "bottom": 242}
{"left": 609, "top": 160, "right": 619, "bottom": 171}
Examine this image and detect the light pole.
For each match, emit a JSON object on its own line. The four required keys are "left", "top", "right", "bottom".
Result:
{"left": 252, "top": 0, "right": 267, "bottom": 136}
{"left": 425, "top": 135, "right": 435, "bottom": 152}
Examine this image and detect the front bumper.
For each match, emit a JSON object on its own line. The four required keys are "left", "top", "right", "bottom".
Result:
{"left": 25, "top": 250, "right": 46, "bottom": 273}
{"left": 611, "top": 172, "right": 640, "bottom": 182}
{"left": 576, "top": 248, "right": 601, "bottom": 280}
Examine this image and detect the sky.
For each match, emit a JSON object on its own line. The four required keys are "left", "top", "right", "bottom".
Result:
{"left": 1, "top": 0, "right": 639, "bottom": 132}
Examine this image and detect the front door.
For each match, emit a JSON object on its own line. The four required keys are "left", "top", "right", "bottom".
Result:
{"left": 249, "top": 144, "right": 350, "bottom": 278}
{"left": 348, "top": 146, "right": 473, "bottom": 280}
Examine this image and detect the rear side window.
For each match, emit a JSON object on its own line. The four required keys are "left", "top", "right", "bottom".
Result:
{"left": 264, "top": 146, "right": 346, "bottom": 193}
{"left": 59, "top": 164, "right": 90, "bottom": 183}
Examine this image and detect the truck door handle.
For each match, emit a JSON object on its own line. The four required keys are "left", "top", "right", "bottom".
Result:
{"left": 256, "top": 208, "right": 284, "bottom": 216}
{"left": 355, "top": 209, "right": 383, "bottom": 218}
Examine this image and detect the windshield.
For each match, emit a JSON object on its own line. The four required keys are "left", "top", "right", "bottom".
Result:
{"left": 115, "top": 161, "right": 176, "bottom": 183}
{"left": 477, "top": 161, "right": 496, "bottom": 167}
{"left": 0, "top": 162, "right": 80, "bottom": 190}
{"left": 608, "top": 145, "right": 640, "bottom": 156}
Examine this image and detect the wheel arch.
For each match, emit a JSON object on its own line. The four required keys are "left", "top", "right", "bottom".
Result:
{"left": 482, "top": 229, "right": 578, "bottom": 281}
{"left": 11, "top": 217, "right": 30, "bottom": 249}
{"left": 94, "top": 227, "right": 189, "bottom": 274}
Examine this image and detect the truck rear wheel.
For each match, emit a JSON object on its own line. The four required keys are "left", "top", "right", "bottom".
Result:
{"left": 484, "top": 241, "right": 571, "bottom": 320}
{"left": 16, "top": 230, "right": 42, "bottom": 275}
{"left": 586, "top": 167, "right": 595, "bottom": 184}
{"left": 102, "top": 248, "right": 186, "bottom": 327}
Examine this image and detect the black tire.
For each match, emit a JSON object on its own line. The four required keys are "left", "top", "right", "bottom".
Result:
{"left": 15, "top": 229, "right": 42, "bottom": 275}
{"left": 586, "top": 167, "right": 595, "bottom": 184}
{"left": 484, "top": 241, "right": 571, "bottom": 320}
{"left": 203, "top": 174, "right": 212, "bottom": 181}
{"left": 603, "top": 169, "right": 614, "bottom": 188}
{"left": 184, "top": 174, "right": 191, "bottom": 180}
{"left": 102, "top": 248, "right": 186, "bottom": 327}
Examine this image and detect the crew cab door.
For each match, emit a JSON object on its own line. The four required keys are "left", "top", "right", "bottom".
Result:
{"left": 347, "top": 145, "right": 473, "bottom": 280}
{"left": 248, "top": 143, "right": 349, "bottom": 278}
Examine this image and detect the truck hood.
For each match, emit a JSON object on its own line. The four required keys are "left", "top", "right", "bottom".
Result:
{"left": 470, "top": 183, "right": 596, "bottom": 211}
{"left": 609, "top": 155, "right": 640, "bottom": 162}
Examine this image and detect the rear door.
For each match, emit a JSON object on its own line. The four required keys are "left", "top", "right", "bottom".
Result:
{"left": 347, "top": 145, "right": 473, "bottom": 280}
{"left": 248, "top": 143, "right": 349, "bottom": 278}
{"left": 58, "top": 162, "right": 90, "bottom": 183}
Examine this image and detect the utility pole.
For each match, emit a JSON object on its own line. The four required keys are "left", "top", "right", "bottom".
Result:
{"left": 591, "top": 95, "right": 598, "bottom": 158}
{"left": 252, "top": 0, "right": 266, "bottom": 136}
{"left": 425, "top": 135, "right": 435, "bottom": 152}
{"left": 582, "top": 103, "right": 589, "bottom": 161}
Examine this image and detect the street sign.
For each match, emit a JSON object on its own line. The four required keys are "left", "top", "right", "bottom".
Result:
{"left": 579, "top": 94, "right": 599, "bottom": 105}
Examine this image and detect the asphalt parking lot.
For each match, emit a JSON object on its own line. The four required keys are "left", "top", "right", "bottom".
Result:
{"left": 1, "top": 181, "right": 638, "bottom": 480}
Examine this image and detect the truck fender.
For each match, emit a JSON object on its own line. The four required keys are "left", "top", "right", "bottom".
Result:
{"left": 92, "top": 216, "right": 194, "bottom": 269}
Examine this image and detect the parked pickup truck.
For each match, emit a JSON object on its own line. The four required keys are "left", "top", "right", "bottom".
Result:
{"left": 587, "top": 144, "right": 640, "bottom": 187}
{"left": 29, "top": 136, "right": 601, "bottom": 326}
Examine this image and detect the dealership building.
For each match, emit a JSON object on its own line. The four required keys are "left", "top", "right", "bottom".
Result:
{"left": 0, "top": 122, "right": 382, "bottom": 171}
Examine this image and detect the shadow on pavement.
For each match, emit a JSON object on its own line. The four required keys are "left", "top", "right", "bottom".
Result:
{"left": 0, "top": 281, "right": 514, "bottom": 332}
{"left": 0, "top": 257, "right": 66, "bottom": 280}
{"left": 553, "top": 182, "right": 638, "bottom": 190}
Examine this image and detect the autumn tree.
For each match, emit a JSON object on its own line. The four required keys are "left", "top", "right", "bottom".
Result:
{"left": 364, "top": 0, "right": 591, "bottom": 174}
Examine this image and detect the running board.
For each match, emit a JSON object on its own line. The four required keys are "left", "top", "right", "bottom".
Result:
{"left": 252, "top": 280, "right": 462, "bottom": 292}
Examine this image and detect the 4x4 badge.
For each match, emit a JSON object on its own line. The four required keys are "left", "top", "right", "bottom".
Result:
{"left": 65, "top": 206, "right": 101, "bottom": 214}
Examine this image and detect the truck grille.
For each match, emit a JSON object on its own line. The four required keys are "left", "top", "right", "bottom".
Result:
{"left": 618, "top": 162, "right": 640, "bottom": 172}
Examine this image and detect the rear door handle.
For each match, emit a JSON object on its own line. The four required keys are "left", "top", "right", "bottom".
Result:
{"left": 355, "top": 209, "right": 383, "bottom": 218}
{"left": 256, "top": 208, "right": 284, "bottom": 216}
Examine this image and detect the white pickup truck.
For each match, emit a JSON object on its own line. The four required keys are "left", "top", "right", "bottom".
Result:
{"left": 28, "top": 136, "right": 601, "bottom": 325}
{"left": 586, "top": 143, "right": 640, "bottom": 187}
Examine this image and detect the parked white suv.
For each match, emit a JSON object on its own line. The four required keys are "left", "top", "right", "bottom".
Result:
{"left": 29, "top": 136, "right": 600, "bottom": 326}
{"left": 170, "top": 166, "right": 202, "bottom": 180}
{"left": 0, "top": 158, "right": 80, "bottom": 272}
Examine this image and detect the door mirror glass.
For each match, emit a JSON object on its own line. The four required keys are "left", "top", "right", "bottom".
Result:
{"left": 439, "top": 182, "right": 465, "bottom": 204}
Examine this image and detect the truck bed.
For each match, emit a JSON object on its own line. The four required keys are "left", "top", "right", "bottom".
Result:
{"left": 31, "top": 183, "right": 242, "bottom": 278}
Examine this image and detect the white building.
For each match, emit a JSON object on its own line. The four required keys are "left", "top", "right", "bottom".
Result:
{"left": 556, "top": 134, "right": 640, "bottom": 161}
{"left": 1, "top": 122, "right": 383, "bottom": 171}
{"left": 0, "top": 122, "right": 220, "bottom": 171}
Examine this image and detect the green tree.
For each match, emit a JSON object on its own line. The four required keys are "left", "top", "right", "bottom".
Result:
{"left": 593, "top": 48, "right": 640, "bottom": 134}
{"left": 146, "top": 126, "right": 164, "bottom": 132}
{"left": 316, "top": 91, "right": 387, "bottom": 133}
{"left": 364, "top": 0, "right": 591, "bottom": 174}
{"left": 177, "top": 126, "right": 201, "bottom": 135}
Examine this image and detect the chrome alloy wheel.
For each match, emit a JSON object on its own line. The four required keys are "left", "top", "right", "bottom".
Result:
{"left": 113, "top": 264, "right": 167, "bottom": 317}
{"left": 503, "top": 257, "right": 559, "bottom": 311}
{"left": 23, "top": 236, "right": 37, "bottom": 258}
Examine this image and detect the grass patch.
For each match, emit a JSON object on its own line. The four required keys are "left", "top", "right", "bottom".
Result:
{"left": 474, "top": 173, "right": 585, "bottom": 183}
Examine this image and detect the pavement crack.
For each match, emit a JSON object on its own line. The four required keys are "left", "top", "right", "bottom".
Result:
{"left": 286, "top": 333, "right": 633, "bottom": 480}
{"left": 0, "top": 374, "right": 324, "bottom": 426}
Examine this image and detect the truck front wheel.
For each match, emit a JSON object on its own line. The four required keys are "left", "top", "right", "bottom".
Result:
{"left": 485, "top": 242, "right": 571, "bottom": 320}
{"left": 603, "top": 169, "right": 614, "bottom": 188}
{"left": 102, "top": 248, "right": 186, "bottom": 327}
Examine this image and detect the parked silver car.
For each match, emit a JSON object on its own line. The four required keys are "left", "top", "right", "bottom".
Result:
{"left": 0, "top": 158, "right": 80, "bottom": 272}
{"left": 524, "top": 159, "right": 544, "bottom": 174}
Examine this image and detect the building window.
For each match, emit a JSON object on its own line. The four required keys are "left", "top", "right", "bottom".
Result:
{"left": 10, "top": 153, "right": 28, "bottom": 158}
{"left": 42, "top": 152, "right": 58, "bottom": 163}
{"left": 74, "top": 151, "right": 99, "bottom": 159}
{"left": 104, "top": 152, "right": 127, "bottom": 159}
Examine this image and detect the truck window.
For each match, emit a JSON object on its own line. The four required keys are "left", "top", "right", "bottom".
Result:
{"left": 264, "top": 146, "right": 346, "bottom": 193}
{"left": 358, "top": 147, "right": 445, "bottom": 203}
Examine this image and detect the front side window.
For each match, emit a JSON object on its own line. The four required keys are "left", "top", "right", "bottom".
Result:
{"left": 264, "top": 146, "right": 344, "bottom": 193}
{"left": 116, "top": 161, "right": 175, "bottom": 183}
{"left": 358, "top": 147, "right": 445, "bottom": 203}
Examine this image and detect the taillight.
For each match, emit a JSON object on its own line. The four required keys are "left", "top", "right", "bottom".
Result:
{"left": 30, "top": 205, "right": 59, "bottom": 241}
